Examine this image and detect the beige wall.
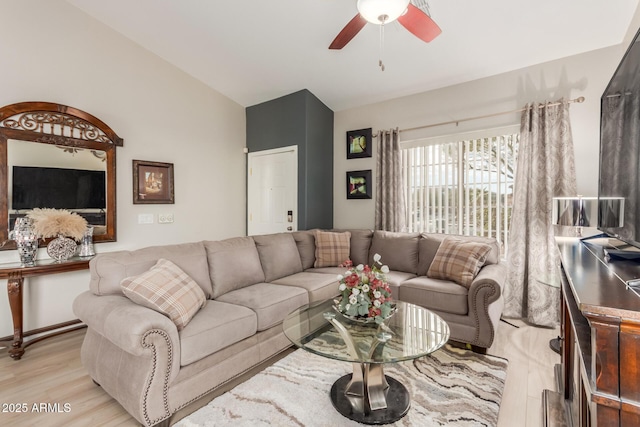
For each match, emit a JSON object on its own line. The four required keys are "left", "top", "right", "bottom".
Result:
{"left": 1, "top": 1, "right": 635, "bottom": 340}
{"left": 0, "top": 1, "right": 246, "bottom": 337}
{"left": 333, "top": 44, "right": 629, "bottom": 229}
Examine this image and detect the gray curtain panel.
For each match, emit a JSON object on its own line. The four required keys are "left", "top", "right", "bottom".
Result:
{"left": 504, "top": 99, "right": 577, "bottom": 326}
{"left": 375, "top": 129, "right": 406, "bottom": 232}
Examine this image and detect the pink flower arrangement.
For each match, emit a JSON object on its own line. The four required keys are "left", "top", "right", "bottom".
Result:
{"left": 336, "top": 254, "right": 393, "bottom": 324}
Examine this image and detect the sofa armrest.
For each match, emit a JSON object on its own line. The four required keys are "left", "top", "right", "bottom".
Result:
{"left": 470, "top": 262, "right": 505, "bottom": 300}
{"left": 467, "top": 262, "right": 506, "bottom": 347}
{"left": 73, "top": 291, "right": 181, "bottom": 380}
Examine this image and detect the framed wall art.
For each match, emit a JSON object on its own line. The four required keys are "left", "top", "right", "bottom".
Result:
{"left": 346, "top": 128, "right": 372, "bottom": 159}
{"left": 346, "top": 169, "right": 372, "bottom": 199}
{"left": 133, "top": 160, "right": 175, "bottom": 204}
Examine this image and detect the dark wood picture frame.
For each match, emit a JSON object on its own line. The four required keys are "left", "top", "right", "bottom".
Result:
{"left": 133, "top": 160, "right": 175, "bottom": 204}
{"left": 346, "top": 170, "right": 372, "bottom": 199}
{"left": 346, "top": 128, "right": 372, "bottom": 159}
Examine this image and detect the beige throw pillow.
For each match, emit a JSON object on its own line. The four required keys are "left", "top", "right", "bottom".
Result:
{"left": 427, "top": 238, "right": 492, "bottom": 288}
{"left": 314, "top": 230, "right": 351, "bottom": 268}
{"left": 121, "top": 258, "right": 206, "bottom": 330}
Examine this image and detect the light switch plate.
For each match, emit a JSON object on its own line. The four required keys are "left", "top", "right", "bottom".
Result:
{"left": 159, "top": 213, "right": 174, "bottom": 224}
{"left": 138, "top": 213, "right": 154, "bottom": 224}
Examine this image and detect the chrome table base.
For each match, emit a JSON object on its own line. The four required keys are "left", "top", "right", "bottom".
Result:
{"left": 324, "top": 311, "right": 410, "bottom": 423}
{"left": 330, "top": 371, "right": 410, "bottom": 425}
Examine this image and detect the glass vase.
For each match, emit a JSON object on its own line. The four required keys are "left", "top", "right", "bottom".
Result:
{"left": 78, "top": 226, "right": 95, "bottom": 258}
{"left": 12, "top": 217, "right": 38, "bottom": 267}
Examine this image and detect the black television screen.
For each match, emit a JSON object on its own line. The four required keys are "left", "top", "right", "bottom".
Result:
{"left": 599, "top": 27, "right": 640, "bottom": 248}
{"left": 12, "top": 166, "right": 106, "bottom": 210}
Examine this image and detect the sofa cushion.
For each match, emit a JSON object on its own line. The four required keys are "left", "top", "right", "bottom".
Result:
{"left": 120, "top": 259, "right": 206, "bottom": 330}
{"left": 307, "top": 267, "right": 415, "bottom": 300}
{"left": 426, "top": 237, "right": 492, "bottom": 288}
{"left": 271, "top": 272, "right": 339, "bottom": 304}
{"left": 305, "top": 266, "right": 350, "bottom": 275}
{"left": 368, "top": 230, "right": 420, "bottom": 274}
{"left": 179, "top": 301, "right": 257, "bottom": 366}
{"left": 204, "top": 237, "right": 266, "bottom": 299}
{"left": 384, "top": 270, "right": 418, "bottom": 299}
{"left": 344, "top": 229, "right": 373, "bottom": 266}
{"left": 314, "top": 230, "right": 351, "bottom": 267}
{"left": 399, "top": 276, "right": 469, "bottom": 315}
{"left": 292, "top": 230, "right": 316, "bottom": 270}
{"left": 253, "top": 233, "right": 303, "bottom": 282}
{"left": 90, "top": 242, "right": 213, "bottom": 297}
{"left": 216, "top": 283, "right": 308, "bottom": 331}
{"left": 418, "top": 233, "right": 501, "bottom": 276}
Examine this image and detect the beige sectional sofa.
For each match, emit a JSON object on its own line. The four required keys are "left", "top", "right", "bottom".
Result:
{"left": 73, "top": 229, "right": 505, "bottom": 426}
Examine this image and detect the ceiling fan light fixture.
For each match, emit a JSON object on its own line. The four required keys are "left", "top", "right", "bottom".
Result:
{"left": 357, "top": 0, "right": 410, "bottom": 25}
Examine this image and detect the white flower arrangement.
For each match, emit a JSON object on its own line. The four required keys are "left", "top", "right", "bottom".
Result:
{"left": 336, "top": 253, "right": 393, "bottom": 324}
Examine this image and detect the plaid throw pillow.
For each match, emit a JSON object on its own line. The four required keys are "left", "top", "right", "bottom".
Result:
{"left": 314, "top": 230, "right": 351, "bottom": 268}
{"left": 121, "top": 258, "right": 206, "bottom": 330}
{"left": 427, "top": 238, "right": 492, "bottom": 288}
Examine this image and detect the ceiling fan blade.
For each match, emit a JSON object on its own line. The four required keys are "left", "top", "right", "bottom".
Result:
{"left": 329, "top": 14, "right": 367, "bottom": 50}
{"left": 397, "top": 3, "right": 442, "bottom": 43}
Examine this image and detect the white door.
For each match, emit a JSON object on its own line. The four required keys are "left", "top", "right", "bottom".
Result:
{"left": 247, "top": 146, "right": 298, "bottom": 235}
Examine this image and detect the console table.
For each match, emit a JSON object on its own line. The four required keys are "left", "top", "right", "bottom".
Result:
{"left": 544, "top": 237, "right": 640, "bottom": 426}
{"left": 0, "top": 257, "right": 91, "bottom": 360}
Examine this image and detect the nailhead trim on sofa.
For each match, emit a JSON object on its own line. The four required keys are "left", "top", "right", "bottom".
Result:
{"left": 471, "top": 282, "right": 498, "bottom": 347}
{"left": 142, "top": 330, "right": 173, "bottom": 427}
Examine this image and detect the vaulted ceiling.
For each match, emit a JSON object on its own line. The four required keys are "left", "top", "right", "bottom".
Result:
{"left": 67, "top": 0, "right": 639, "bottom": 111}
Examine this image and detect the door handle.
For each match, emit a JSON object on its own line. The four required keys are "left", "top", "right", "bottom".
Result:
{"left": 287, "top": 226, "right": 293, "bottom": 231}
{"left": 287, "top": 210, "right": 293, "bottom": 223}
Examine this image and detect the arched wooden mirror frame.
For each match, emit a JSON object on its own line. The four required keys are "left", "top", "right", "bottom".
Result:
{"left": 0, "top": 102, "right": 123, "bottom": 250}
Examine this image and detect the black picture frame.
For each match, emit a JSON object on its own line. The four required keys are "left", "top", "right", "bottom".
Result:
{"left": 346, "top": 170, "right": 372, "bottom": 199}
{"left": 133, "top": 160, "right": 175, "bottom": 204}
{"left": 346, "top": 128, "right": 372, "bottom": 159}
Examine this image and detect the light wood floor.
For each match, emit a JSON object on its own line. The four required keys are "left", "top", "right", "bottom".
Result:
{"left": 0, "top": 320, "right": 559, "bottom": 427}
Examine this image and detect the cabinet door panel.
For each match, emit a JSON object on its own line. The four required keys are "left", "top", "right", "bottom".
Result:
{"left": 620, "top": 322, "right": 640, "bottom": 405}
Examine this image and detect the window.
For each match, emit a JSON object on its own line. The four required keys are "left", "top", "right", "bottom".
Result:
{"left": 402, "top": 129, "right": 519, "bottom": 254}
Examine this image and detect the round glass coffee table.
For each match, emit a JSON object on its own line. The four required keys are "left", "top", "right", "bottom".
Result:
{"left": 282, "top": 299, "right": 450, "bottom": 425}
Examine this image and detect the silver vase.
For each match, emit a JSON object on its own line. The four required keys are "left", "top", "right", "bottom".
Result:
{"left": 47, "top": 235, "right": 77, "bottom": 262}
{"left": 78, "top": 226, "right": 95, "bottom": 257}
{"left": 12, "top": 217, "right": 38, "bottom": 267}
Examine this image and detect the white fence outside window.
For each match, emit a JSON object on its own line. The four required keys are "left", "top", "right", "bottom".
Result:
{"left": 401, "top": 130, "right": 519, "bottom": 255}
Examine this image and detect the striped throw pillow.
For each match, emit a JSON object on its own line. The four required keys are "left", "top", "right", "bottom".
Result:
{"left": 427, "top": 238, "right": 492, "bottom": 288}
{"left": 121, "top": 258, "right": 206, "bottom": 330}
{"left": 314, "top": 230, "right": 351, "bottom": 268}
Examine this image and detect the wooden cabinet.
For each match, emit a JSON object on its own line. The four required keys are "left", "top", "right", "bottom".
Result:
{"left": 550, "top": 237, "right": 640, "bottom": 426}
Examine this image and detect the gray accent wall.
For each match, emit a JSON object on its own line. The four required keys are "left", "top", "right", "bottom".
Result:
{"left": 246, "top": 89, "right": 334, "bottom": 230}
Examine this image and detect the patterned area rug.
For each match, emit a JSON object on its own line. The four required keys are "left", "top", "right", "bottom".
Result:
{"left": 175, "top": 345, "right": 508, "bottom": 427}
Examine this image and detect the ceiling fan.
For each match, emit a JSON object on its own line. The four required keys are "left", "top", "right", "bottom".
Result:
{"left": 329, "top": 0, "right": 441, "bottom": 50}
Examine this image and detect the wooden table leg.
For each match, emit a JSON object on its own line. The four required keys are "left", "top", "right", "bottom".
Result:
{"left": 7, "top": 276, "right": 24, "bottom": 360}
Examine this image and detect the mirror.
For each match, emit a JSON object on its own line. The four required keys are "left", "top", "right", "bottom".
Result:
{"left": 0, "top": 102, "right": 123, "bottom": 250}
{"left": 8, "top": 140, "right": 108, "bottom": 234}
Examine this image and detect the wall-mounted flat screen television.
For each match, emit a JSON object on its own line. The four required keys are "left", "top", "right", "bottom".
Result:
{"left": 11, "top": 166, "right": 106, "bottom": 210}
{"left": 599, "top": 27, "right": 640, "bottom": 248}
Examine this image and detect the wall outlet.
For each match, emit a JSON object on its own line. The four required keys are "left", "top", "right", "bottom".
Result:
{"left": 158, "top": 213, "right": 174, "bottom": 224}
{"left": 138, "top": 213, "right": 154, "bottom": 224}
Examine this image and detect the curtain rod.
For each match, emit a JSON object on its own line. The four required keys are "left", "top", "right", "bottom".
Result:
{"left": 373, "top": 96, "right": 585, "bottom": 136}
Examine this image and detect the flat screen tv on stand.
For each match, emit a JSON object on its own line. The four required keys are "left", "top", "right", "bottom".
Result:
{"left": 598, "top": 26, "right": 640, "bottom": 261}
